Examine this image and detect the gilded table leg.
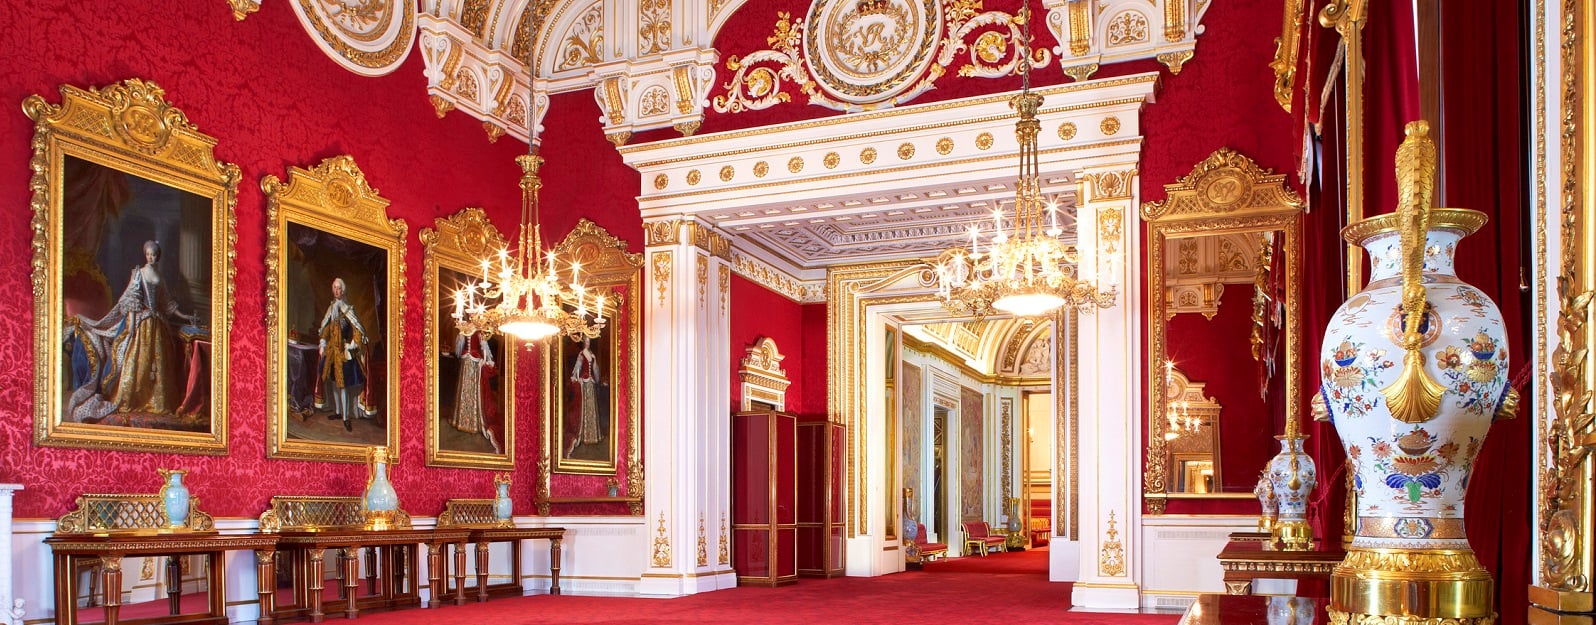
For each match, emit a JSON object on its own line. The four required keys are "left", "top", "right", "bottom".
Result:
{"left": 341, "top": 547, "right": 360, "bottom": 619}
{"left": 549, "top": 539, "right": 562, "bottom": 596}
{"left": 99, "top": 556, "right": 123, "bottom": 625}
{"left": 307, "top": 548, "right": 326, "bottom": 623}
{"left": 475, "top": 542, "right": 490, "bottom": 603}
{"left": 255, "top": 550, "right": 277, "bottom": 625}
{"left": 425, "top": 543, "right": 443, "bottom": 609}
{"left": 452, "top": 542, "right": 467, "bottom": 606}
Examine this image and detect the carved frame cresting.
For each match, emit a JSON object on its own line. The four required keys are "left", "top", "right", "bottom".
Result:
{"left": 26, "top": 78, "right": 238, "bottom": 454}
{"left": 1139, "top": 148, "right": 1306, "bottom": 513}
{"left": 264, "top": 155, "right": 406, "bottom": 463}
{"left": 423, "top": 208, "right": 515, "bottom": 470}
{"left": 540, "top": 219, "right": 643, "bottom": 492}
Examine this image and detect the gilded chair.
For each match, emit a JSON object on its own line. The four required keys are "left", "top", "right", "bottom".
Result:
{"left": 960, "top": 521, "right": 1006, "bottom": 556}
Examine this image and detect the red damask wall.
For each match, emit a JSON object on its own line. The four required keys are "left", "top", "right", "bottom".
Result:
{"left": 0, "top": 0, "right": 643, "bottom": 519}
{"left": 728, "top": 274, "right": 808, "bottom": 415}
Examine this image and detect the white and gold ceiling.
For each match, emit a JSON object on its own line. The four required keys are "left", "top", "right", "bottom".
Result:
{"left": 233, "top": 0, "right": 1209, "bottom": 300}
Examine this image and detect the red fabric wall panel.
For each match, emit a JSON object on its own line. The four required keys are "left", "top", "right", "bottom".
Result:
{"left": 800, "top": 303, "right": 829, "bottom": 421}
{"left": 729, "top": 274, "right": 806, "bottom": 414}
{"left": 0, "top": 0, "right": 645, "bottom": 519}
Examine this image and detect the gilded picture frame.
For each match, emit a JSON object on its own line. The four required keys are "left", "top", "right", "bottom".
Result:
{"left": 540, "top": 219, "right": 642, "bottom": 481}
{"left": 423, "top": 208, "right": 516, "bottom": 470}
{"left": 264, "top": 155, "right": 405, "bottom": 463}
{"left": 26, "top": 79, "right": 238, "bottom": 454}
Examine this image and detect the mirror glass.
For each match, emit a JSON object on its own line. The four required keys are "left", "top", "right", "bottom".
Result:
{"left": 76, "top": 555, "right": 211, "bottom": 624}
{"left": 1158, "top": 231, "right": 1286, "bottom": 493}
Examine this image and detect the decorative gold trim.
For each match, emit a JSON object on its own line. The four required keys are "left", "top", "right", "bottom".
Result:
{"left": 1059, "top": 122, "right": 1077, "bottom": 141}
{"left": 227, "top": 0, "right": 259, "bottom": 20}
{"left": 788, "top": 156, "right": 805, "bottom": 173}
{"left": 422, "top": 208, "right": 514, "bottom": 470}
{"left": 740, "top": 338, "right": 791, "bottom": 411}
{"left": 653, "top": 174, "right": 668, "bottom": 190}
{"left": 696, "top": 513, "right": 708, "bottom": 567}
{"left": 264, "top": 155, "right": 405, "bottom": 463}
{"left": 1157, "top": 50, "right": 1195, "bottom": 75}
{"left": 26, "top": 78, "right": 237, "bottom": 455}
{"left": 651, "top": 251, "right": 671, "bottom": 306}
{"left": 651, "top": 512, "right": 671, "bottom": 567}
{"left": 541, "top": 219, "right": 643, "bottom": 485}
{"left": 1341, "top": 208, "right": 1489, "bottom": 246}
{"left": 1320, "top": 0, "right": 1369, "bottom": 297}
{"left": 976, "top": 132, "right": 994, "bottom": 150}
{"left": 686, "top": 169, "right": 701, "bottom": 185}
{"left": 753, "top": 161, "right": 770, "bottom": 178}
{"left": 1099, "top": 510, "right": 1126, "bottom": 576}
{"left": 936, "top": 137, "right": 954, "bottom": 155}
{"left": 1100, "top": 116, "right": 1122, "bottom": 135}
{"left": 718, "top": 513, "right": 729, "bottom": 565}
{"left": 292, "top": 0, "right": 415, "bottom": 73}
{"left": 1269, "top": 0, "right": 1306, "bottom": 112}
{"left": 1141, "top": 149, "right": 1306, "bottom": 508}
{"left": 57, "top": 489, "right": 216, "bottom": 534}
{"left": 861, "top": 147, "right": 878, "bottom": 164}
{"left": 897, "top": 142, "right": 916, "bottom": 160}
{"left": 824, "top": 152, "right": 841, "bottom": 168}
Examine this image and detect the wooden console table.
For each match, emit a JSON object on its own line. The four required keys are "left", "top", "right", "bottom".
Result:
{"left": 1215, "top": 539, "right": 1344, "bottom": 595}
{"left": 436, "top": 499, "right": 565, "bottom": 601}
{"left": 48, "top": 490, "right": 278, "bottom": 625}
{"left": 258, "top": 496, "right": 469, "bottom": 622}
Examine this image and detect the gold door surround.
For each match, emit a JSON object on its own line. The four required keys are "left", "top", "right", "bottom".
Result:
{"left": 1139, "top": 148, "right": 1306, "bottom": 513}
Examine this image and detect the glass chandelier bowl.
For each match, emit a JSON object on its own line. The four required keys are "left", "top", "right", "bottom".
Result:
{"left": 451, "top": 5, "right": 604, "bottom": 343}
{"left": 933, "top": 4, "right": 1115, "bottom": 319}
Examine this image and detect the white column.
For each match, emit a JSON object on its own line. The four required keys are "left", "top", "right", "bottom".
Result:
{"left": 1070, "top": 167, "right": 1142, "bottom": 609}
{"left": 637, "top": 218, "right": 735, "bottom": 596}
{"left": 0, "top": 485, "right": 20, "bottom": 625}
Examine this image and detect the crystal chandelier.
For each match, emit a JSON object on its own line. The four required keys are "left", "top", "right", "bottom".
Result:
{"left": 933, "top": 3, "right": 1116, "bottom": 319}
{"left": 452, "top": 4, "right": 603, "bottom": 343}
{"left": 1162, "top": 361, "right": 1204, "bottom": 441}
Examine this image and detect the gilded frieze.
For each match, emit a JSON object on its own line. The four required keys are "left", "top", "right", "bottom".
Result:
{"left": 291, "top": 0, "right": 416, "bottom": 76}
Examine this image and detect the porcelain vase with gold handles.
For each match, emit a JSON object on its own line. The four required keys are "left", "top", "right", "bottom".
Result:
{"left": 1318, "top": 121, "right": 1518, "bottom": 625}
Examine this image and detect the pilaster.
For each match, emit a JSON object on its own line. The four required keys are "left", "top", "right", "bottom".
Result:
{"left": 1071, "top": 165, "right": 1142, "bottom": 609}
{"left": 638, "top": 218, "right": 735, "bottom": 596}
{"left": 0, "top": 485, "right": 20, "bottom": 625}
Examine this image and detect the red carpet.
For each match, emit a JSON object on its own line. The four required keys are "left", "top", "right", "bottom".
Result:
{"left": 350, "top": 568, "right": 1179, "bottom": 625}
{"left": 921, "top": 547, "right": 1050, "bottom": 575}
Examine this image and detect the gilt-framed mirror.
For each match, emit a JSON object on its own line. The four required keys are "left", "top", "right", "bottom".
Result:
{"left": 1139, "top": 149, "right": 1306, "bottom": 513}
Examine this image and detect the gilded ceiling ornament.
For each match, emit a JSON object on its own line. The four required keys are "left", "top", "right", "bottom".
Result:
{"left": 1157, "top": 50, "right": 1195, "bottom": 75}
{"left": 861, "top": 147, "right": 878, "bottom": 164}
{"left": 1062, "top": 63, "right": 1098, "bottom": 81}
{"left": 639, "top": 86, "right": 670, "bottom": 117}
{"left": 228, "top": 0, "right": 260, "bottom": 20}
{"left": 482, "top": 121, "right": 504, "bottom": 142}
{"left": 555, "top": 1, "right": 604, "bottom": 72}
{"left": 753, "top": 161, "right": 770, "bottom": 177}
{"left": 712, "top": 2, "right": 1051, "bottom": 114}
{"left": 1100, "top": 116, "right": 1121, "bottom": 136}
{"left": 824, "top": 152, "right": 841, "bottom": 168}
{"left": 936, "top": 137, "right": 954, "bottom": 154}
{"left": 975, "top": 131, "right": 994, "bottom": 150}
{"left": 897, "top": 142, "right": 916, "bottom": 160}
{"left": 719, "top": 165, "right": 735, "bottom": 182}
{"left": 788, "top": 157, "right": 805, "bottom": 173}
{"left": 686, "top": 169, "right": 702, "bottom": 185}
{"left": 1106, "top": 10, "right": 1149, "bottom": 47}
{"left": 653, "top": 174, "right": 668, "bottom": 190}
{"left": 291, "top": 0, "right": 416, "bottom": 76}
{"left": 638, "top": 0, "right": 671, "bottom": 54}
{"left": 1058, "top": 122, "right": 1077, "bottom": 140}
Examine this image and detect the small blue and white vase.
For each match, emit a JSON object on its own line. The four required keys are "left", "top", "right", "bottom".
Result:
{"left": 363, "top": 447, "right": 399, "bottom": 513}
{"left": 158, "top": 469, "right": 190, "bottom": 530}
{"left": 493, "top": 474, "right": 513, "bottom": 523}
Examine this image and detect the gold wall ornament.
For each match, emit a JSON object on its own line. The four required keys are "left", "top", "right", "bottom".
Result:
{"left": 601, "top": 77, "right": 626, "bottom": 125}
{"left": 653, "top": 174, "right": 669, "bottom": 190}
{"left": 1063, "top": 63, "right": 1100, "bottom": 82}
{"left": 897, "top": 142, "right": 916, "bottom": 160}
{"left": 541, "top": 219, "right": 643, "bottom": 482}
{"left": 227, "top": 0, "right": 259, "bottom": 20}
{"left": 711, "top": 3, "right": 1052, "bottom": 114}
{"left": 422, "top": 209, "right": 515, "bottom": 470}
{"left": 651, "top": 512, "right": 672, "bottom": 567}
{"left": 824, "top": 152, "right": 841, "bottom": 168}
{"left": 719, "top": 165, "right": 735, "bottom": 182}
{"left": 1164, "top": 0, "right": 1187, "bottom": 42}
{"left": 27, "top": 78, "right": 237, "bottom": 455}
{"left": 651, "top": 252, "right": 672, "bottom": 307}
{"left": 719, "top": 264, "right": 730, "bottom": 317}
{"left": 674, "top": 120, "right": 701, "bottom": 137}
{"left": 788, "top": 156, "right": 805, "bottom": 173}
{"left": 861, "top": 147, "right": 878, "bottom": 164}
{"left": 686, "top": 169, "right": 702, "bottom": 185}
{"left": 718, "top": 513, "right": 729, "bottom": 564}
{"left": 483, "top": 121, "right": 505, "bottom": 142}
{"left": 1157, "top": 50, "right": 1195, "bottom": 75}
{"left": 696, "top": 255, "right": 708, "bottom": 309}
{"left": 753, "top": 161, "right": 770, "bottom": 178}
{"left": 1099, "top": 510, "right": 1126, "bottom": 576}
{"left": 1084, "top": 169, "right": 1136, "bottom": 202}
{"left": 639, "top": 86, "right": 670, "bottom": 117}
{"left": 1058, "top": 122, "right": 1077, "bottom": 141}
{"left": 1100, "top": 116, "right": 1122, "bottom": 136}
{"left": 1107, "top": 10, "right": 1150, "bottom": 46}
{"left": 264, "top": 155, "right": 406, "bottom": 463}
{"left": 638, "top": 0, "right": 670, "bottom": 55}
{"left": 644, "top": 219, "right": 681, "bottom": 246}
{"left": 606, "top": 131, "right": 632, "bottom": 147}
{"left": 430, "top": 94, "right": 456, "bottom": 118}
{"left": 290, "top": 0, "right": 416, "bottom": 76}
{"left": 1067, "top": 0, "right": 1092, "bottom": 56}
{"left": 975, "top": 132, "right": 994, "bottom": 150}
{"left": 554, "top": 1, "right": 603, "bottom": 71}
{"left": 1140, "top": 149, "right": 1306, "bottom": 510}
{"left": 696, "top": 514, "right": 708, "bottom": 567}
{"left": 1268, "top": 0, "right": 1307, "bottom": 112}
{"left": 672, "top": 65, "right": 695, "bottom": 114}
{"left": 685, "top": 221, "right": 733, "bottom": 259}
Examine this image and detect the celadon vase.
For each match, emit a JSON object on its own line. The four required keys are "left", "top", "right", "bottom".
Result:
{"left": 363, "top": 447, "right": 399, "bottom": 515}
{"left": 493, "top": 474, "right": 513, "bottom": 523}
{"left": 1318, "top": 122, "right": 1514, "bottom": 624}
{"left": 1265, "top": 435, "right": 1316, "bottom": 549}
{"left": 1253, "top": 473, "right": 1278, "bottom": 533}
{"left": 157, "top": 469, "right": 190, "bottom": 530}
